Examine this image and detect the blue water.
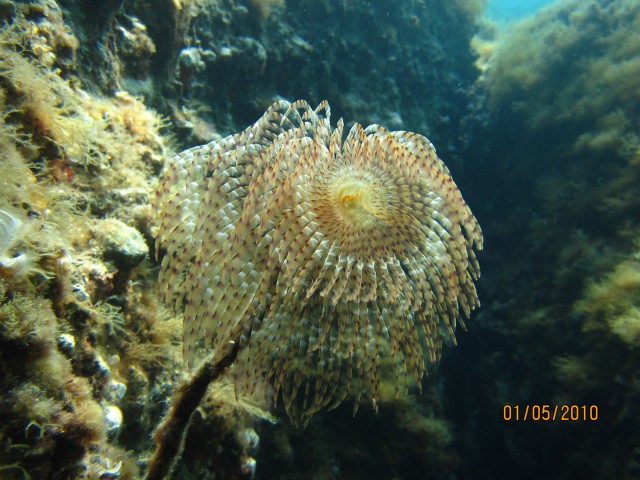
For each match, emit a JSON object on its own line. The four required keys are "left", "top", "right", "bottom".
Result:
{"left": 485, "top": 0, "right": 556, "bottom": 21}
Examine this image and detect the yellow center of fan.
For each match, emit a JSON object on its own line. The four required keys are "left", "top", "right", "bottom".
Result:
{"left": 334, "top": 176, "right": 385, "bottom": 226}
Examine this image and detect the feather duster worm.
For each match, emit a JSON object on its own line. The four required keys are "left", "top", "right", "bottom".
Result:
{"left": 154, "top": 100, "right": 482, "bottom": 423}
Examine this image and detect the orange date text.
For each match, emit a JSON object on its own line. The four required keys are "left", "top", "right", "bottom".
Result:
{"left": 502, "top": 404, "right": 598, "bottom": 422}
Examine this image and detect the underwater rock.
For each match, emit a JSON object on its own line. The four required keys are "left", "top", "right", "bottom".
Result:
{"left": 93, "top": 218, "right": 149, "bottom": 269}
{"left": 104, "top": 405, "right": 123, "bottom": 438}
{"left": 114, "top": 15, "right": 156, "bottom": 80}
{"left": 56, "top": 332, "right": 76, "bottom": 356}
{"left": 157, "top": 0, "right": 480, "bottom": 145}
{"left": 105, "top": 379, "right": 128, "bottom": 403}
{"left": 176, "top": 46, "right": 213, "bottom": 88}
{"left": 93, "top": 353, "right": 113, "bottom": 381}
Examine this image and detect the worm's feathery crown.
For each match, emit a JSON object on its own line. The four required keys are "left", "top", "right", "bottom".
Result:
{"left": 155, "top": 100, "right": 483, "bottom": 423}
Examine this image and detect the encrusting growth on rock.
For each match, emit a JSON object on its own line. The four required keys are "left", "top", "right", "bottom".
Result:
{"left": 155, "top": 99, "right": 483, "bottom": 423}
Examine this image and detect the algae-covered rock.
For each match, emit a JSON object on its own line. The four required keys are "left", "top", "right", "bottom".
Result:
{"left": 448, "top": 1, "right": 640, "bottom": 478}
{"left": 93, "top": 219, "right": 148, "bottom": 269}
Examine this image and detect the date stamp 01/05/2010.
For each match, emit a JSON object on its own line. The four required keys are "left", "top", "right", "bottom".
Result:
{"left": 503, "top": 404, "right": 599, "bottom": 422}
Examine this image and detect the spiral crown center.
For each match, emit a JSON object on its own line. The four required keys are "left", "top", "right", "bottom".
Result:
{"left": 335, "top": 179, "right": 374, "bottom": 220}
